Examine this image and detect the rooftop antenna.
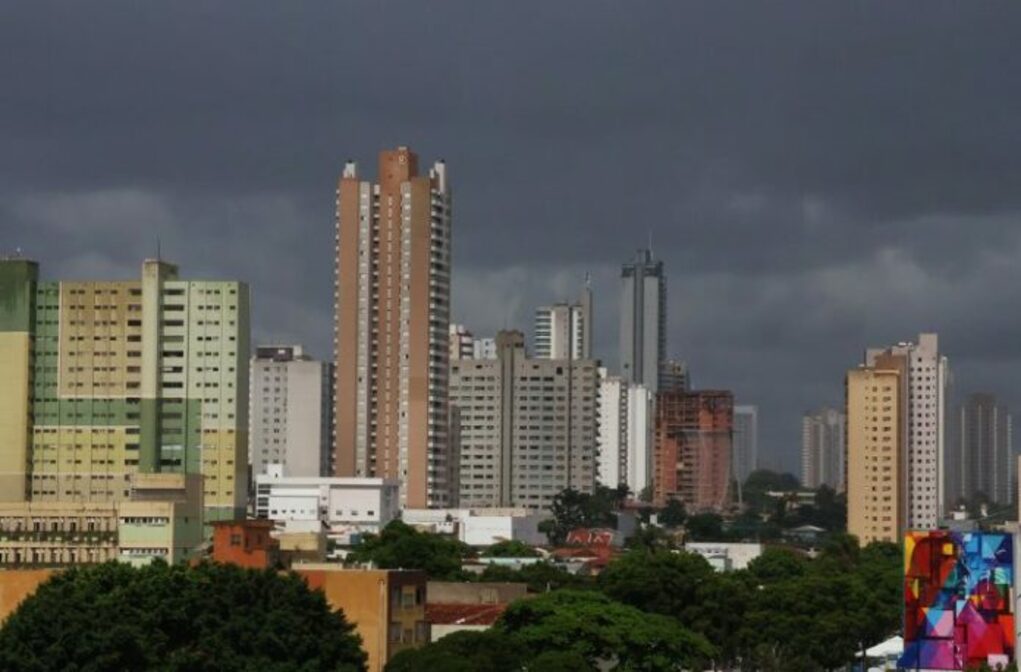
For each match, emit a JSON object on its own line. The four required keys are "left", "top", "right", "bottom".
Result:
{"left": 156, "top": 235, "right": 162, "bottom": 262}
{"left": 648, "top": 229, "right": 654, "bottom": 258}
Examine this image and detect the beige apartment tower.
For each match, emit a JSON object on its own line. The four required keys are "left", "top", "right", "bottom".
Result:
{"left": 846, "top": 365, "right": 904, "bottom": 545}
{"left": 333, "top": 147, "right": 453, "bottom": 508}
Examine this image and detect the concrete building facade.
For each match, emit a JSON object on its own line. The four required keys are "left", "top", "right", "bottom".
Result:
{"left": 0, "top": 257, "right": 249, "bottom": 525}
{"left": 865, "top": 333, "right": 948, "bottom": 529}
{"left": 597, "top": 370, "right": 626, "bottom": 488}
{"left": 596, "top": 369, "right": 653, "bottom": 497}
{"left": 653, "top": 391, "right": 734, "bottom": 511}
{"left": 948, "top": 393, "right": 1013, "bottom": 508}
{"left": 449, "top": 330, "right": 599, "bottom": 510}
{"left": 333, "top": 147, "right": 453, "bottom": 509}
{"left": 620, "top": 249, "right": 666, "bottom": 393}
{"left": 296, "top": 566, "right": 429, "bottom": 672}
{"left": 534, "top": 284, "right": 592, "bottom": 360}
{"left": 0, "top": 473, "right": 202, "bottom": 567}
{"left": 846, "top": 366, "right": 904, "bottom": 545}
{"left": 253, "top": 466, "right": 399, "bottom": 543}
{"left": 732, "top": 405, "right": 758, "bottom": 485}
{"left": 801, "top": 407, "right": 846, "bottom": 491}
{"left": 249, "top": 345, "right": 332, "bottom": 479}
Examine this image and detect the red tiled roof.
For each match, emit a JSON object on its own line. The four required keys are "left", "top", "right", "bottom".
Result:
{"left": 426, "top": 603, "right": 507, "bottom": 626}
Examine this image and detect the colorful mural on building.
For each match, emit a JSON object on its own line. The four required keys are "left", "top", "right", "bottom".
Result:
{"left": 899, "top": 531, "right": 1015, "bottom": 671}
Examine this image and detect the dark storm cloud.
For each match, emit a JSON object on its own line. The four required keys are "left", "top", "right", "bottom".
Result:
{"left": 4, "top": 1, "right": 1021, "bottom": 470}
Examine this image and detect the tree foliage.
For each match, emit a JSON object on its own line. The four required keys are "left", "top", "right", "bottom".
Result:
{"left": 482, "top": 540, "right": 540, "bottom": 558}
{"left": 597, "top": 538, "right": 901, "bottom": 670}
{"left": 346, "top": 520, "right": 471, "bottom": 579}
{"left": 0, "top": 561, "right": 367, "bottom": 672}
{"left": 476, "top": 561, "right": 591, "bottom": 593}
{"left": 658, "top": 498, "right": 686, "bottom": 528}
{"left": 385, "top": 630, "right": 528, "bottom": 672}
{"left": 500, "top": 590, "right": 715, "bottom": 670}
{"left": 540, "top": 486, "right": 627, "bottom": 545}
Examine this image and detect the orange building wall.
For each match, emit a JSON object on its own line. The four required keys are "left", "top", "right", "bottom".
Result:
{"left": 297, "top": 567, "right": 427, "bottom": 672}
{"left": 211, "top": 521, "right": 278, "bottom": 569}
{"left": 0, "top": 569, "right": 55, "bottom": 623}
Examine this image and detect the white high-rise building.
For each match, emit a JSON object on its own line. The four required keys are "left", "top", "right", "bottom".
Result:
{"left": 473, "top": 338, "right": 496, "bottom": 360}
{"left": 534, "top": 284, "right": 592, "bottom": 360}
{"left": 249, "top": 345, "right": 332, "bottom": 479}
{"left": 597, "top": 370, "right": 626, "bottom": 488}
{"left": 449, "top": 324, "right": 476, "bottom": 361}
{"left": 596, "top": 368, "right": 653, "bottom": 497}
{"left": 626, "top": 385, "right": 654, "bottom": 496}
{"left": 801, "top": 408, "right": 846, "bottom": 491}
{"left": 865, "top": 333, "right": 948, "bottom": 529}
{"left": 732, "top": 405, "right": 759, "bottom": 484}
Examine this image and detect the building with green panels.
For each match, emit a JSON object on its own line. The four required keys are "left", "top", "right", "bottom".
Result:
{"left": 0, "top": 257, "right": 250, "bottom": 526}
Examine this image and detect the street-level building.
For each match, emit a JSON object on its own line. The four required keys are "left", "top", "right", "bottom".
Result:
{"left": 253, "top": 466, "right": 399, "bottom": 543}
{"left": 295, "top": 566, "right": 429, "bottom": 672}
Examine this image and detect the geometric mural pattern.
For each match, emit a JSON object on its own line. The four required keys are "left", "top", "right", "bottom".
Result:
{"left": 899, "top": 531, "right": 1014, "bottom": 671}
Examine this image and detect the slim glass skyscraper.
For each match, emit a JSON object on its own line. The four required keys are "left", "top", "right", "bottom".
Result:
{"left": 619, "top": 249, "right": 666, "bottom": 392}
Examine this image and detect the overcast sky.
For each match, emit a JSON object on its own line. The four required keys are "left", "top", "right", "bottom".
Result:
{"left": 4, "top": 2, "right": 1021, "bottom": 473}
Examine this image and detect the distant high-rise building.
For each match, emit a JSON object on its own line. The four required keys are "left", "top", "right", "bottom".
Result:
{"left": 947, "top": 393, "right": 1013, "bottom": 508}
{"left": 473, "top": 337, "right": 496, "bottom": 360}
{"left": 847, "top": 366, "right": 904, "bottom": 545}
{"left": 596, "top": 369, "right": 653, "bottom": 497}
{"left": 449, "top": 324, "right": 475, "bottom": 361}
{"left": 732, "top": 405, "right": 758, "bottom": 484}
{"left": 597, "top": 370, "right": 626, "bottom": 488}
{"left": 0, "top": 257, "right": 249, "bottom": 524}
{"left": 449, "top": 330, "right": 599, "bottom": 510}
{"left": 534, "top": 284, "right": 592, "bottom": 360}
{"left": 333, "top": 147, "right": 454, "bottom": 508}
{"left": 801, "top": 408, "right": 846, "bottom": 491}
{"left": 659, "top": 359, "right": 690, "bottom": 394}
{"left": 653, "top": 391, "right": 733, "bottom": 511}
{"left": 864, "top": 333, "right": 948, "bottom": 529}
{"left": 249, "top": 345, "right": 332, "bottom": 479}
{"left": 620, "top": 249, "right": 666, "bottom": 392}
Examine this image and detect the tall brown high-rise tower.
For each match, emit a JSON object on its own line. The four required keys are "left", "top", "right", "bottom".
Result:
{"left": 333, "top": 147, "right": 453, "bottom": 508}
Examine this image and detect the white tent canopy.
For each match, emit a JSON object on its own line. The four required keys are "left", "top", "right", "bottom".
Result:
{"left": 855, "top": 636, "right": 904, "bottom": 658}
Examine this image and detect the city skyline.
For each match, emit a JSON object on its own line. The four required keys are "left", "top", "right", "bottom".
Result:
{"left": 5, "top": 4, "right": 1021, "bottom": 475}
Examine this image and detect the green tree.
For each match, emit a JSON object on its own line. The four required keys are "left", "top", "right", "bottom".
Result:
{"left": 541, "top": 486, "right": 625, "bottom": 545}
{"left": 0, "top": 561, "right": 367, "bottom": 672}
{"left": 598, "top": 549, "right": 715, "bottom": 627}
{"left": 658, "top": 498, "right": 686, "bottom": 528}
{"left": 478, "top": 561, "right": 590, "bottom": 593}
{"left": 684, "top": 512, "right": 726, "bottom": 541}
{"left": 500, "top": 590, "right": 715, "bottom": 670}
{"left": 742, "top": 470, "right": 801, "bottom": 514}
{"left": 385, "top": 630, "right": 527, "bottom": 672}
{"left": 483, "top": 540, "right": 540, "bottom": 558}
{"left": 746, "top": 547, "right": 809, "bottom": 583}
{"left": 346, "top": 520, "right": 471, "bottom": 579}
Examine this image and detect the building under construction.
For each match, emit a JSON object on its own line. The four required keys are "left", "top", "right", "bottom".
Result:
{"left": 653, "top": 390, "right": 734, "bottom": 512}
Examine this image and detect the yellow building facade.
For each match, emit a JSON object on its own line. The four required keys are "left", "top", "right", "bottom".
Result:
{"left": 846, "top": 365, "right": 904, "bottom": 544}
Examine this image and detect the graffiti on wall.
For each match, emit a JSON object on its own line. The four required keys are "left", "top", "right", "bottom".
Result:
{"left": 899, "top": 531, "right": 1014, "bottom": 670}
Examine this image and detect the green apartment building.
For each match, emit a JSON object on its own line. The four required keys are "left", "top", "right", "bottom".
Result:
{"left": 0, "top": 257, "right": 249, "bottom": 526}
